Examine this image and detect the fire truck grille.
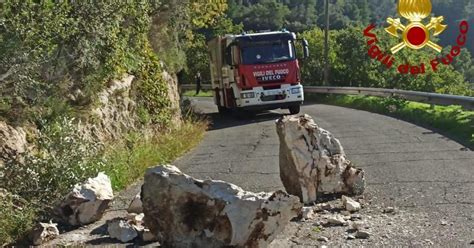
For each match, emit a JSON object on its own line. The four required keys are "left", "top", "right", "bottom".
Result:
{"left": 261, "top": 94, "right": 286, "bottom": 102}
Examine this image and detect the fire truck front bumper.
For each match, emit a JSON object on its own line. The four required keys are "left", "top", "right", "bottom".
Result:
{"left": 236, "top": 85, "right": 304, "bottom": 109}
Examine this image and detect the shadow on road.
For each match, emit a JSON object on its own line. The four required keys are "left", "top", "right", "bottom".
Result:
{"left": 205, "top": 111, "right": 284, "bottom": 131}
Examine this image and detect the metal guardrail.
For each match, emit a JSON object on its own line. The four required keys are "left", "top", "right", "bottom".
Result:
{"left": 180, "top": 84, "right": 474, "bottom": 110}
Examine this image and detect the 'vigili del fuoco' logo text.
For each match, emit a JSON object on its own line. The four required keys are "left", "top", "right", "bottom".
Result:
{"left": 363, "top": 0, "right": 470, "bottom": 75}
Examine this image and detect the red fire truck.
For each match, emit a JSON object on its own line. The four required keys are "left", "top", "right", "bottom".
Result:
{"left": 208, "top": 30, "right": 309, "bottom": 114}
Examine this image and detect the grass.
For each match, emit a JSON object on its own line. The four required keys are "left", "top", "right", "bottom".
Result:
{"left": 307, "top": 94, "right": 473, "bottom": 148}
{"left": 0, "top": 117, "right": 208, "bottom": 245}
{"left": 0, "top": 197, "right": 37, "bottom": 246}
{"left": 183, "top": 90, "right": 213, "bottom": 97}
{"left": 103, "top": 119, "right": 208, "bottom": 191}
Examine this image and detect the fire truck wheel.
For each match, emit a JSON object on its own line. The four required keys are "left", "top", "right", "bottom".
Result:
{"left": 288, "top": 105, "right": 301, "bottom": 115}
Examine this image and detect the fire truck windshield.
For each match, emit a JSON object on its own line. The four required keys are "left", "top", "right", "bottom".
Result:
{"left": 240, "top": 40, "right": 295, "bottom": 65}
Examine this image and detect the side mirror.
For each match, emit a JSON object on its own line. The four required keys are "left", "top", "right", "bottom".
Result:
{"left": 302, "top": 39, "right": 309, "bottom": 59}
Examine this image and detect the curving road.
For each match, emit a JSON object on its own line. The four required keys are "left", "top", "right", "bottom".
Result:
{"left": 50, "top": 96, "right": 473, "bottom": 247}
{"left": 176, "top": 97, "right": 474, "bottom": 247}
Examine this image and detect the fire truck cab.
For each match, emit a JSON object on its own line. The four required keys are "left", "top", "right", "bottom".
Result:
{"left": 208, "top": 30, "right": 309, "bottom": 114}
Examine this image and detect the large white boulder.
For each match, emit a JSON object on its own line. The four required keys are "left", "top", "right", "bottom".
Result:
{"left": 57, "top": 172, "right": 113, "bottom": 226}
{"left": 142, "top": 165, "right": 302, "bottom": 248}
{"left": 276, "top": 114, "right": 365, "bottom": 204}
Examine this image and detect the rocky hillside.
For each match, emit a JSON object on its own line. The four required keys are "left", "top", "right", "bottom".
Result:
{"left": 0, "top": 1, "right": 226, "bottom": 244}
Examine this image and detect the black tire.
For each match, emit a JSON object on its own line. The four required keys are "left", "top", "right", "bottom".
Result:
{"left": 288, "top": 105, "right": 301, "bottom": 115}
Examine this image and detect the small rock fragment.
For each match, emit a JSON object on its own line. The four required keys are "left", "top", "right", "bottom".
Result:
{"left": 342, "top": 196, "right": 361, "bottom": 212}
{"left": 383, "top": 207, "right": 396, "bottom": 214}
{"left": 128, "top": 193, "right": 143, "bottom": 214}
{"left": 351, "top": 221, "right": 366, "bottom": 230}
{"left": 327, "top": 215, "right": 346, "bottom": 226}
{"left": 301, "top": 206, "right": 317, "bottom": 220}
{"left": 317, "top": 236, "right": 329, "bottom": 242}
{"left": 440, "top": 220, "right": 448, "bottom": 226}
{"left": 355, "top": 230, "right": 371, "bottom": 239}
{"left": 30, "top": 222, "right": 59, "bottom": 245}
{"left": 351, "top": 214, "right": 362, "bottom": 220}
{"left": 107, "top": 218, "right": 138, "bottom": 243}
{"left": 347, "top": 234, "right": 356, "bottom": 240}
{"left": 341, "top": 210, "right": 351, "bottom": 216}
{"left": 315, "top": 203, "right": 332, "bottom": 211}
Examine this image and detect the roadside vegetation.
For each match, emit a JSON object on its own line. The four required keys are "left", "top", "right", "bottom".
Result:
{"left": 0, "top": 1, "right": 222, "bottom": 245}
{"left": 308, "top": 94, "right": 473, "bottom": 148}
{"left": 104, "top": 116, "right": 208, "bottom": 192}
{"left": 0, "top": 114, "right": 208, "bottom": 245}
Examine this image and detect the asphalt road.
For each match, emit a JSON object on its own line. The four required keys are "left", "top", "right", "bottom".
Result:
{"left": 50, "top": 96, "right": 473, "bottom": 247}
{"left": 176, "top": 97, "right": 473, "bottom": 247}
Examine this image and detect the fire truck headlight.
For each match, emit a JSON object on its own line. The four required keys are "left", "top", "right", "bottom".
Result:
{"left": 291, "top": 88, "right": 301, "bottom": 94}
{"left": 241, "top": 92, "right": 255, "bottom": 99}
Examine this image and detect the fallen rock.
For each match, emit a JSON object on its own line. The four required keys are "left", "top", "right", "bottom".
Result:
{"left": 142, "top": 165, "right": 302, "bottom": 248}
{"left": 30, "top": 222, "right": 59, "bottom": 245}
{"left": 276, "top": 114, "right": 365, "bottom": 204}
{"left": 347, "top": 234, "right": 356, "bottom": 240}
{"left": 57, "top": 172, "right": 113, "bottom": 226}
{"left": 128, "top": 193, "right": 143, "bottom": 213}
{"left": 355, "top": 230, "right": 371, "bottom": 239}
{"left": 107, "top": 218, "right": 138, "bottom": 243}
{"left": 342, "top": 196, "right": 361, "bottom": 212}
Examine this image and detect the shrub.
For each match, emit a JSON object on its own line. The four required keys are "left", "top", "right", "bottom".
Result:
{"left": 0, "top": 117, "right": 104, "bottom": 208}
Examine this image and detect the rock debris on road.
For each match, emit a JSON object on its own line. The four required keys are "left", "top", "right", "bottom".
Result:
{"left": 49, "top": 97, "right": 474, "bottom": 247}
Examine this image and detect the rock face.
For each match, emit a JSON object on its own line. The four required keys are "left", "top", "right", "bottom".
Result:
{"left": 276, "top": 114, "right": 365, "bottom": 204}
{"left": 85, "top": 75, "right": 138, "bottom": 142}
{"left": 30, "top": 222, "right": 60, "bottom": 245}
{"left": 161, "top": 69, "right": 182, "bottom": 125}
{"left": 0, "top": 121, "right": 27, "bottom": 163}
{"left": 142, "top": 165, "right": 302, "bottom": 248}
{"left": 57, "top": 172, "right": 113, "bottom": 226}
{"left": 82, "top": 72, "right": 181, "bottom": 142}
